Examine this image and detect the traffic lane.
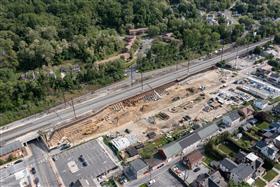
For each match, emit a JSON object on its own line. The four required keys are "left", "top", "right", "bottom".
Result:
{"left": 29, "top": 141, "right": 58, "bottom": 187}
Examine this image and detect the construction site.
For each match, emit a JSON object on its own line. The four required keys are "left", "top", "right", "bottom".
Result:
{"left": 42, "top": 60, "right": 254, "bottom": 150}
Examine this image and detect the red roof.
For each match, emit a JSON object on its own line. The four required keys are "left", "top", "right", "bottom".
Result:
{"left": 183, "top": 150, "right": 203, "bottom": 164}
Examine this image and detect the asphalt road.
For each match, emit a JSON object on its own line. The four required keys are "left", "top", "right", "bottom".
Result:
{"left": 0, "top": 38, "right": 271, "bottom": 144}
{"left": 28, "top": 140, "right": 58, "bottom": 187}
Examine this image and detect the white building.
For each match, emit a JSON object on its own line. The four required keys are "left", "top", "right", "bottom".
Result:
{"left": 253, "top": 100, "right": 268, "bottom": 110}
{"left": 111, "top": 135, "right": 138, "bottom": 151}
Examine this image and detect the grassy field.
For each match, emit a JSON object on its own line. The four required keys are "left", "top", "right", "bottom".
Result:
{"left": 139, "top": 184, "right": 148, "bottom": 187}
{"left": 139, "top": 136, "right": 171, "bottom": 159}
{"left": 263, "top": 170, "right": 278, "bottom": 182}
{"left": 256, "top": 121, "right": 270, "bottom": 130}
{"left": 217, "top": 143, "right": 234, "bottom": 155}
{"left": 255, "top": 178, "right": 266, "bottom": 187}
{"left": 274, "top": 163, "right": 280, "bottom": 171}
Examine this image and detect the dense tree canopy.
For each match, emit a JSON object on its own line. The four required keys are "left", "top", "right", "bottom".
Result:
{"left": 0, "top": 0, "right": 278, "bottom": 125}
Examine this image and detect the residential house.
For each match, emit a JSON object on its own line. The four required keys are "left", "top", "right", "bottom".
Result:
{"left": 222, "top": 111, "right": 241, "bottom": 127}
{"left": 270, "top": 121, "right": 280, "bottom": 133}
{"left": 234, "top": 150, "right": 247, "bottom": 164}
{"left": 178, "top": 133, "right": 201, "bottom": 154}
{"left": 274, "top": 135, "right": 280, "bottom": 149}
{"left": 272, "top": 103, "right": 280, "bottom": 115}
{"left": 197, "top": 124, "right": 219, "bottom": 141}
{"left": 219, "top": 158, "right": 238, "bottom": 173}
{"left": 145, "top": 156, "right": 165, "bottom": 171}
{"left": 158, "top": 142, "right": 182, "bottom": 162}
{"left": 262, "top": 131, "right": 274, "bottom": 139}
{"left": 255, "top": 140, "right": 268, "bottom": 151}
{"left": 241, "top": 123, "right": 253, "bottom": 131}
{"left": 261, "top": 143, "right": 278, "bottom": 160}
{"left": 126, "top": 146, "right": 138, "bottom": 158}
{"left": 253, "top": 100, "right": 268, "bottom": 110}
{"left": 238, "top": 106, "right": 254, "bottom": 118}
{"left": 244, "top": 153, "right": 265, "bottom": 178}
{"left": 192, "top": 173, "right": 209, "bottom": 187}
{"left": 208, "top": 171, "right": 227, "bottom": 187}
{"left": 0, "top": 141, "right": 24, "bottom": 161}
{"left": 124, "top": 159, "right": 149, "bottom": 180}
{"left": 182, "top": 150, "right": 203, "bottom": 169}
{"left": 230, "top": 164, "right": 255, "bottom": 184}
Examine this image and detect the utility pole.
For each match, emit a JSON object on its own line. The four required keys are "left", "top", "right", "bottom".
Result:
{"left": 71, "top": 98, "right": 77, "bottom": 119}
{"left": 141, "top": 71, "right": 143, "bottom": 91}
{"left": 235, "top": 47, "right": 239, "bottom": 70}
{"left": 149, "top": 166, "right": 152, "bottom": 181}
{"left": 62, "top": 89, "right": 66, "bottom": 107}
{"left": 220, "top": 40, "right": 224, "bottom": 61}
{"left": 130, "top": 66, "right": 133, "bottom": 86}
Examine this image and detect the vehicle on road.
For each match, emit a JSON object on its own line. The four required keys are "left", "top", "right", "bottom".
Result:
{"left": 31, "top": 167, "right": 36, "bottom": 174}
{"left": 148, "top": 179, "right": 156, "bottom": 186}
{"left": 193, "top": 168, "right": 200, "bottom": 172}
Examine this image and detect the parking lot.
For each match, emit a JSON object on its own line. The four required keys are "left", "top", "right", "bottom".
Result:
{"left": 0, "top": 161, "right": 29, "bottom": 187}
{"left": 153, "top": 170, "right": 183, "bottom": 187}
{"left": 170, "top": 163, "right": 210, "bottom": 185}
{"left": 53, "top": 139, "right": 118, "bottom": 187}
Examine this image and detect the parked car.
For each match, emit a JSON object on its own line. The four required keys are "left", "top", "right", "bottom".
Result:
{"left": 78, "top": 155, "right": 85, "bottom": 162}
{"left": 14, "top": 160, "right": 23, "bottom": 164}
{"left": 82, "top": 161, "right": 88, "bottom": 167}
{"left": 193, "top": 168, "right": 200, "bottom": 172}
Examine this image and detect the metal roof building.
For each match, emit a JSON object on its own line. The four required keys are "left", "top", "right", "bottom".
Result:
{"left": 178, "top": 133, "right": 200, "bottom": 149}
{"left": 0, "top": 141, "right": 22, "bottom": 157}
{"left": 111, "top": 135, "right": 138, "bottom": 151}
{"left": 197, "top": 124, "right": 219, "bottom": 139}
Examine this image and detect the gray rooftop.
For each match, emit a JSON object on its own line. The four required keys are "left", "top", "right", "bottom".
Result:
{"left": 178, "top": 133, "right": 201, "bottom": 149}
{"left": 198, "top": 124, "right": 219, "bottom": 139}
{"left": 267, "top": 146, "right": 278, "bottom": 156}
{"left": 160, "top": 142, "right": 182, "bottom": 159}
{"left": 208, "top": 171, "right": 227, "bottom": 187}
{"left": 130, "top": 159, "right": 148, "bottom": 172}
{"left": 231, "top": 163, "right": 254, "bottom": 180}
{"left": 0, "top": 141, "right": 22, "bottom": 156}
{"left": 226, "top": 111, "right": 240, "bottom": 122}
{"left": 220, "top": 158, "right": 238, "bottom": 171}
{"left": 235, "top": 150, "right": 247, "bottom": 161}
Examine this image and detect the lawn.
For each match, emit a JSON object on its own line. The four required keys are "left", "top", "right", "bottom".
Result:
{"left": 217, "top": 143, "right": 234, "bottom": 155}
{"left": 243, "top": 128, "right": 262, "bottom": 141}
{"left": 139, "top": 136, "right": 172, "bottom": 159}
{"left": 139, "top": 184, "right": 148, "bottom": 187}
{"left": 263, "top": 170, "right": 278, "bottom": 182}
{"left": 255, "top": 178, "right": 266, "bottom": 187}
{"left": 235, "top": 137, "right": 252, "bottom": 149}
{"left": 274, "top": 163, "right": 280, "bottom": 171}
{"left": 256, "top": 121, "right": 270, "bottom": 130}
{"left": 203, "top": 154, "right": 216, "bottom": 166}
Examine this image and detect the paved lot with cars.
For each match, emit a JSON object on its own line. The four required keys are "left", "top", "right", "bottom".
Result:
{"left": 153, "top": 170, "right": 183, "bottom": 187}
{"left": 53, "top": 139, "right": 117, "bottom": 187}
{"left": 0, "top": 161, "right": 28, "bottom": 187}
